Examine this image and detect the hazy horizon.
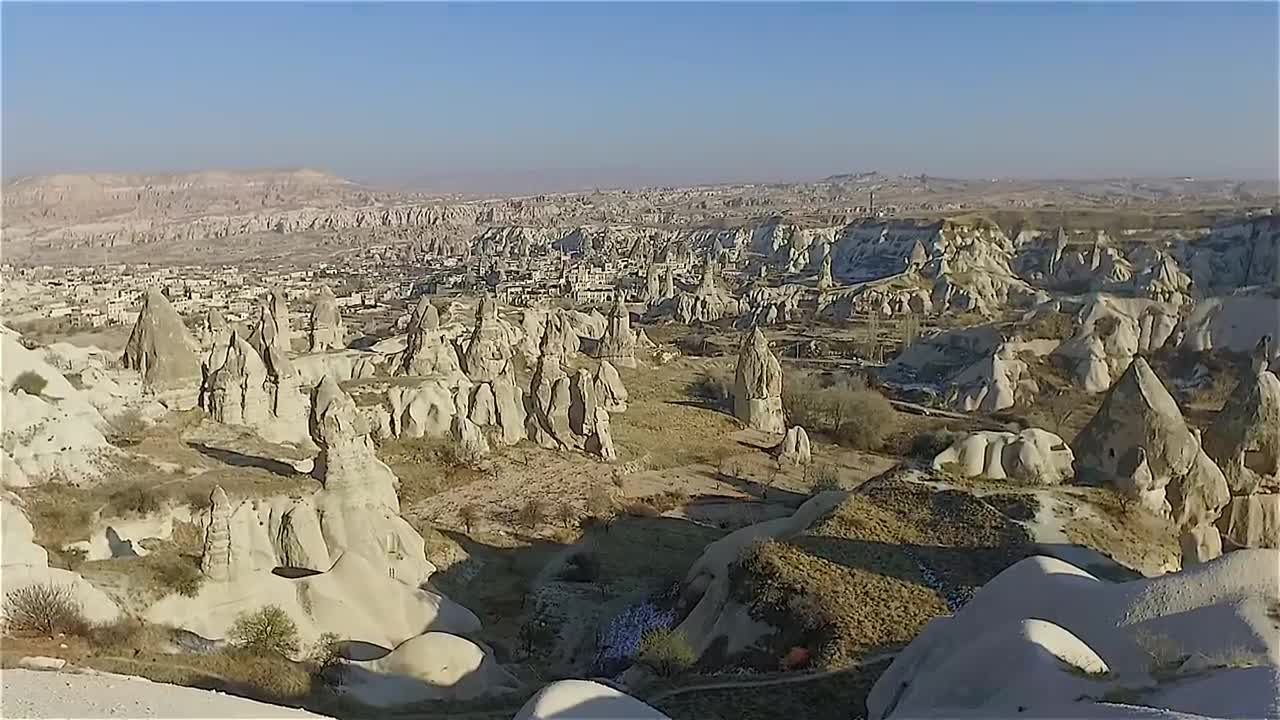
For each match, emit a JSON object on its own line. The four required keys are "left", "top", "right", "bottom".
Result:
{"left": 4, "top": 2, "right": 1277, "bottom": 192}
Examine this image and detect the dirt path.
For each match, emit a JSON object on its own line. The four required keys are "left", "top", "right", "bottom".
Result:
{"left": 644, "top": 650, "right": 898, "bottom": 703}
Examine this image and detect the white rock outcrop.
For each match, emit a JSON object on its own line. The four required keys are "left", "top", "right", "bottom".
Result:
{"left": 1073, "top": 358, "right": 1231, "bottom": 565}
{"left": 776, "top": 426, "right": 813, "bottom": 466}
{"left": 121, "top": 287, "right": 201, "bottom": 397}
{"left": 593, "top": 295, "right": 637, "bottom": 368}
{"left": 733, "top": 327, "right": 786, "bottom": 434}
{"left": 343, "top": 632, "right": 519, "bottom": 706}
{"left": 1, "top": 499, "right": 121, "bottom": 623}
{"left": 933, "top": 429, "right": 1074, "bottom": 485}
{"left": 308, "top": 285, "right": 345, "bottom": 352}
{"left": 867, "top": 551, "right": 1280, "bottom": 719}
{"left": 513, "top": 680, "right": 671, "bottom": 720}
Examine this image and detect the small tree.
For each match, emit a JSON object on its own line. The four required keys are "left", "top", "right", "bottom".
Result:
{"left": 228, "top": 605, "right": 300, "bottom": 657}
{"left": 458, "top": 503, "right": 481, "bottom": 535}
{"left": 637, "top": 627, "right": 696, "bottom": 677}
{"left": 3, "top": 584, "right": 87, "bottom": 637}
{"left": 11, "top": 371, "right": 48, "bottom": 397}
{"left": 811, "top": 463, "right": 841, "bottom": 494}
{"left": 585, "top": 487, "right": 617, "bottom": 532}
{"left": 516, "top": 498, "right": 548, "bottom": 532}
{"left": 555, "top": 502, "right": 579, "bottom": 529}
{"left": 307, "top": 632, "right": 347, "bottom": 684}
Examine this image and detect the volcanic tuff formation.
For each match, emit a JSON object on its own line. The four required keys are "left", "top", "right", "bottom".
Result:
{"left": 121, "top": 287, "right": 201, "bottom": 392}
{"left": 733, "top": 327, "right": 786, "bottom": 434}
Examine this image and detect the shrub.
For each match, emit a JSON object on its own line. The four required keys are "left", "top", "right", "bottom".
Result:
{"left": 909, "top": 429, "right": 958, "bottom": 459}
{"left": 105, "top": 483, "right": 163, "bottom": 516}
{"left": 151, "top": 555, "right": 204, "bottom": 598}
{"left": 88, "top": 617, "right": 148, "bottom": 653}
{"left": 106, "top": 409, "right": 149, "bottom": 446}
{"left": 782, "top": 372, "right": 827, "bottom": 428}
{"left": 637, "top": 627, "right": 697, "bottom": 677}
{"left": 687, "top": 369, "right": 734, "bottom": 410}
{"left": 222, "top": 651, "right": 312, "bottom": 701}
{"left": 3, "top": 583, "right": 88, "bottom": 636}
{"left": 828, "top": 384, "right": 898, "bottom": 451}
{"left": 458, "top": 503, "right": 482, "bottom": 535}
{"left": 554, "top": 502, "right": 579, "bottom": 528}
{"left": 810, "top": 464, "right": 842, "bottom": 494}
{"left": 11, "top": 371, "right": 48, "bottom": 397}
{"left": 307, "top": 632, "right": 347, "bottom": 684}
{"left": 228, "top": 605, "right": 300, "bottom": 657}
{"left": 516, "top": 498, "right": 548, "bottom": 531}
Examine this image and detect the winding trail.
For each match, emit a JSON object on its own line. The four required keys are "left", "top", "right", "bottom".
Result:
{"left": 645, "top": 649, "right": 898, "bottom": 703}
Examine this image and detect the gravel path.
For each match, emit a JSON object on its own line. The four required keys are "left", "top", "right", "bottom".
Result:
{"left": 1, "top": 669, "right": 328, "bottom": 719}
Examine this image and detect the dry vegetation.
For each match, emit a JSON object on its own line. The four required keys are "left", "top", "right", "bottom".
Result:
{"left": 729, "top": 476, "right": 1035, "bottom": 668}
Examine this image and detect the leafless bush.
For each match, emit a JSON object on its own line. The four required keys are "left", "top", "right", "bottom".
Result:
{"left": 3, "top": 583, "right": 88, "bottom": 636}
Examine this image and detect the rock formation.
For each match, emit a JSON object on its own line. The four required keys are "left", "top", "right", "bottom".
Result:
{"left": 1204, "top": 337, "right": 1280, "bottom": 550}
{"left": 246, "top": 298, "right": 289, "bottom": 359}
{"left": 203, "top": 330, "right": 270, "bottom": 428}
{"left": 202, "top": 328, "right": 309, "bottom": 445}
{"left": 593, "top": 295, "right": 636, "bottom": 368}
{"left": 733, "top": 327, "right": 786, "bottom": 434}
{"left": 776, "top": 426, "right": 813, "bottom": 466}
{"left": 461, "top": 294, "right": 513, "bottom": 383}
{"left": 527, "top": 333, "right": 574, "bottom": 450}
{"left": 949, "top": 341, "right": 1031, "bottom": 412}
{"left": 121, "top": 287, "right": 201, "bottom": 394}
{"left": 269, "top": 288, "right": 294, "bottom": 352}
{"left": 310, "top": 375, "right": 399, "bottom": 511}
{"left": 398, "top": 296, "right": 464, "bottom": 383}
{"left": 594, "top": 361, "right": 629, "bottom": 413}
{"left": 450, "top": 412, "right": 490, "bottom": 461}
{"left": 933, "top": 429, "right": 1074, "bottom": 485}
{"left": 196, "top": 307, "right": 228, "bottom": 348}
{"left": 308, "top": 285, "right": 345, "bottom": 352}
{"left": 867, "top": 551, "right": 1280, "bottom": 719}
{"left": 1073, "top": 357, "right": 1230, "bottom": 565}
{"left": 816, "top": 252, "right": 835, "bottom": 291}
{"left": 643, "top": 263, "right": 663, "bottom": 305}
{"left": 201, "top": 486, "right": 234, "bottom": 582}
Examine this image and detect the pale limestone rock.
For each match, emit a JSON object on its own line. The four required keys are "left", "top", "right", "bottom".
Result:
{"left": 491, "top": 379, "right": 526, "bottom": 446}
{"left": 816, "top": 252, "right": 835, "bottom": 291}
{"left": 121, "top": 287, "right": 201, "bottom": 392}
{"left": 777, "top": 426, "right": 813, "bottom": 466}
{"left": 308, "top": 285, "right": 345, "bottom": 352}
{"left": 733, "top": 327, "right": 785, "bottom": 434}
{"left": 643, "top": 264, "right": 663, "bottom": 305}
{"left": 950, "top": 341, "right": 1029, "bottom": 413}
{"left": 201, "top": 486, "right": 233, "bottom": 581}
{"left": 594, "top": 360, "right": 629, "bottom": 413}
{"left": 398, "top": 297, "right": 464, "bottom": 383}
{"left": 450, "top": 413, "right": 490, "bottom": 461}
{"left": 1202, "top": 337, "right": 1280, "bottom": 496}
{"left": 310, "top": 375, "right": 399, "bottom": 511}
{"left": 388, "top": 381, "right": 455, "bottom": 439}
{"left": 469, "top": 383, "right": 497, "bottom": 427}
{"left": 462, "top": 294, "right": 513, "bottom": 383}
{"left": 269, "top": 288, "right": 294, "bottom": 352}
{"left": 569, "top": 369, "right": 597, "bottom": 438}
{"left": 933, "top": 429, "right": 1074, "bottom": 485}
{"left": 1216, "top": 494, "right": 1280, "bottom": 549}
{"left": 588, "top": 407, "right": 618, "bottom": 462}
{"left": 594, "top": 295, "right": 636, "bottom": 368}
{"left": 1073, "top": 358, "right": 1230, "bottom": 565}
{"left": 1, "top": 499, "right": 120, "bottom": 623}
{"left": 202, "top": 330, "right": 270, "bottom": 428}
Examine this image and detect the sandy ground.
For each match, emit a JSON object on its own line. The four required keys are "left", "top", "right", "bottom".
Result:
{"left": 0, "top": 669, "right": 328, "bottom": 719}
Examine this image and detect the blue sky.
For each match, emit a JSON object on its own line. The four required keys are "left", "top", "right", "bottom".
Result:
{"left": 3, "top": 2, "right": 1277, "bottom": 189}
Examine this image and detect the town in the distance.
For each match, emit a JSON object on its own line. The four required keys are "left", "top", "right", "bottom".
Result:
{"left": 2, "top": 166, "right": 1278, "bottom": 720}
